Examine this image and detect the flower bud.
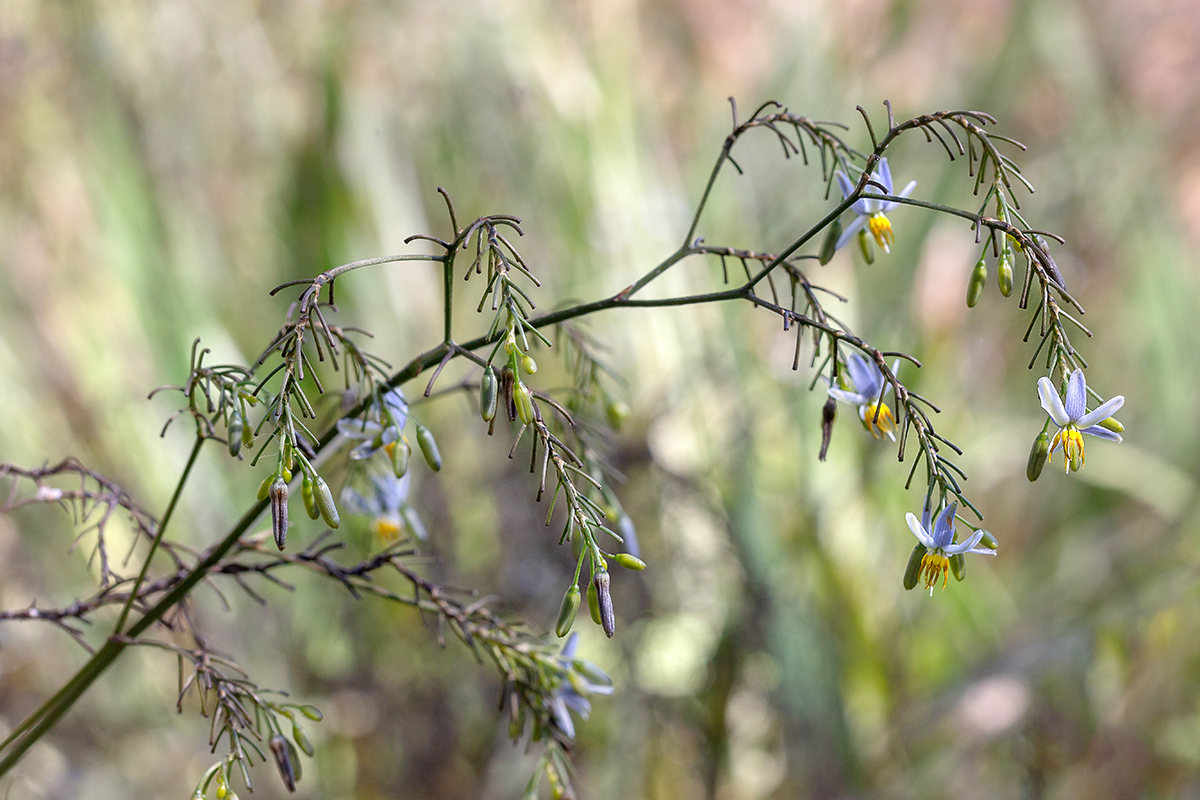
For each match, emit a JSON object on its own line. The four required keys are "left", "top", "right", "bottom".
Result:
{"left": 292, "top": 722, "right": 315, "bottom": 757}
{"left": 257, "top": 474, "right": 275, "bottom": 502}
{"left": 521, "top": 354, "right": 538, "bottom": 375}
{"left": 298, "top": 704, "right": 323, "bottom": 721}
{"left": 570, "top": 529, "right": 583, "bottom": 560}
{"left": 966, "top": 255, "right": 987, "bottom": 308}
{"left": 1099, "top": 417, "right": 1124, "bottom": 433}
{"left": 480, "top": 367, "right": 499, "bottom": 422}
{"left": 391, "top": 436, "right": 410, "bottom": 478}
{"left": 269, "top": 734, "right": 297, "bottom": 792}
{"left": 950, "top": 552, "right": 966, "bottom": 582}
{"left": 269, "top": 477, "right": 288, "bottom": 550}
{"left": 605, "top": 398, "right": 631, "bottom": 431}
{"left": 819, "top": 217, "right": 842, "bottom": 265}
{"left": 587, "top": 579, "right": 602, "bottom": 625}
{"left": 857, "top": 228, "right": 875, "bottom": 265}
{"left": 819, "top": 396, "right": 837, "bottom": 462}
{"left": 416, "top": 423, "right": 442, "bottom": 471}
{"left": 301, "top": 474, "right": 319, "bottom": 520}
{"left": 501, "top": 366, "right": 517, "bottom": 422}
{"left": 555, "top": 585, "right": 581, "bottom": 637}
{"left": 903, "top": 543, "right": 926, "bottom": 590}
{"left": 1027, "top": 431, "right": 1049, "bottom": 482}
{"left": 979, "top": 530, "right": 998, "bottom": 550}
{"left": 313, "top": 475, "right": 339, "bottom": 529}
{"left": 227, "top": 410, "right": 243, "bottom": 457}
{"left": 513, "top": 381, "right": 535, "bottom": 426}
{"left": 612, "top": 553, "right": 646, "bottom": 571}
{"left": 997, "top": 252, "right": 1014, "bottom": 297}
{"left": 593, "top": 571, "right": 615, "bottom": 638}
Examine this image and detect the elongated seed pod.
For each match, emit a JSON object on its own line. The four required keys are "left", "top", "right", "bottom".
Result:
{"left": 593, "top": 571, "right": 615, "bottom": 638}
{"left": 819, "top": 217, "right": 842, "bottom": 265}
{"left": 555, "top": 585, "right": 581, "bottom": 638}
{"left": 480, "top": 367, "right": 498, "bottom": 422}
{"left": 269, "top": 477, "right": 289, "bottom": 551}
{"left": 313, "top": 475, "right": 339, "bottom": 528}
{"left": 269, "top": 735, "right": 297, "bottom": 792}
{"left": 415, "top": 424, "right": 442, "bottom": 471}
{"left": 903, "top": 543, "right": 927, "bottom": 590}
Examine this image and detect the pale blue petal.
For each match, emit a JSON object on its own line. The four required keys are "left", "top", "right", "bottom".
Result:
{"left": 561, "top": 632, "right": 580, "bottom": 659}
{"left": 945, "top": 530, "right": 983, "bottom": 555}
{"left": 619, "top": 515, "right": 640, "bottom": 560}
{"left": 551, "top": 695, "right": 575, "bottom": 739}
{"left": 881, "top": 179, "right": 918, "bottom": 213}
{"left": 1081, "top": 425, "right": 1122, "bottom": 443}
{"left": 835, "top": 214, "right": 868, "bottom": 250}
{"left": 835, "top": 170, "right": 855, "bottom": 200}
{"left": 878, "top": 158, "right": 894, "bottom": 194}
{"left": 1077, "top": 395, "right": 1125, "bottom": 429}
{"left": 349, "top": 439, "right": 379, "bottom": 460}
{"left": 1064, "top": 369, "right": 1087, "bottom": 421}
{"left": 906, "top": 512, "right": 936, "bottom": 549}
{"left": 846, "top": 355, "right": 882, "bottom": 398}
{"left": 339, "top": 486, "right": 381, "bottom": 517}
{"left": 337, "top": 418, "right": 382, "bottom": 439}
{"left": 933, "top": 503, "right": 958, "bottom": 549}
{"left": 1037, "top": 378, "right": 1070, "bottom": 427}
{"left": 827, "top": 388, "right": 869, "bottom": 406}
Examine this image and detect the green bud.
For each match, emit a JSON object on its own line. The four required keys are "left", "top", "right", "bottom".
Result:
{"left": 555, "top": 585, "right": 581, "bottom": 638}
{"left": 297, "top": 704, "right": 323, "bottom": 721}
{"left": 313, "top": 475, "right": 339, "bottom": 529}
{"left": 521, "top": 354, "right": 538, "bottom": 375}
{"left": 979, "top": 530, "right": 998, "bottom": 550}
{"left": 391, "top": 436, "right": 410, "bottom": 478}
{"left": 241, "top": 415, "right": 254, "bottom": 450}
{"left": 587, "top": 579, "right": 602, "bottom": 625}
{"left": 950, "top": 552, "right": 966, "bottom": 582}
{"left": 570, "top": 530, "right": 583, "bottom": 561}
{"left": 415, "top": 423, "right": 442, "bottom": 471}
{"left": 997, "top": 253, "right": 1014, "bottom": 297}
{"left": 857, "top": 228, "right": 875, "bottom": 265}
{"left": 257, "top": 474, "right": 274, "bottom": 502}
{"left": 480, "top": 367, "right": 498, "bottom": 422}
{"left": 903, "top": 543, "right": 926, "bottom": 591}
{"left": 612, "top": 553, "right": 646, "bottom": 571}
{"left": 819, "top": 217, "right": 842, "bottom": 265}
{"left": 227, "top": 411, "right": 243, "bottom": 457}
{"left": 301, "top": 474, "right": 319, "bottom": 520}
{"left": 282, "top": 441, "right": 295, "bottom": 473}
{"left": 1099, "top": 416, "right": 1124, "bottom": 433}
{"left": 513, "top": 382, "right": 535, "bottom": 426}
{"left": 966, "top": 255, "right": 987, "bottom": 308}
{"left": 605, "top": 398, "right": 631, "bottom": 431}
{"left": 1027, "top": 431, "right": 1049, "bottom": 482}
{"left": 292, "top": 723, "right": 315, "bottom": 757}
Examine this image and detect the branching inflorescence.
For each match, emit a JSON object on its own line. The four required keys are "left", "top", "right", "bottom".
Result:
{"left": 0, "top": 99, "right": 1122, "bottom": 797}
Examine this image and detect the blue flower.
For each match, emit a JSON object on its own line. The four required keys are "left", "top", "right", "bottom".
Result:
{"left": 339, "top": 472, "right": 426, "bottom": 542}
{"left": 826, "top": 354, "right": 900, "bottom": 441}
{"left": 337, "top": 389, "right": 408, "bottom": 461}
{"left": 548, "top": 633, "right": 613, "bottom": 740}
{"left": 1036, "top": 369, "right": 1124, "bottom": 473}
{"left": 906, "top": 502, "right": 996, "bottom": 594}
{"left": 834, "top": 158, "right": 917, "bottom": 253}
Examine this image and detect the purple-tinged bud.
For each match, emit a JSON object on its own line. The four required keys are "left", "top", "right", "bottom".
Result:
{"left": 269, "top": 734, "right": 297, "bottom": 792}
{"left": 593, "top": 571, "right": 615, "bottom": 638}
{"left": 270, "top": 477, "right": 288, "bottom": 551}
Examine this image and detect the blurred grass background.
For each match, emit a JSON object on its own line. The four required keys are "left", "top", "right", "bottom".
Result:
{"left": 1, "top": 0, "right": 1199, "bottom": 798}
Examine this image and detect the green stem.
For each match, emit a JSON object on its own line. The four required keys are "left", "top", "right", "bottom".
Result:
{"left": 443, "top": 252, "right": 455, "bottom": 342}
{"left": 113, "top": 435, "right": 205, "bottom": 635}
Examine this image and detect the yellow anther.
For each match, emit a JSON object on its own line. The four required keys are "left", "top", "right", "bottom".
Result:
{"left": 920, "top": 552, "right": 950, "bottom": 593}
{"left": 1050, "top": 426, "right": 1086, "bottom": 473}
{"left": 374, "top": 517, "right": 402, "bottom": 543}
{"left": 384, "top": 441, "right": 396, "bottom": 458}
{"left": 867, "top": 214, "right": 894, "bottom": 253}
{"left": 862, "top": 401, "right": 896, "bottom": 440}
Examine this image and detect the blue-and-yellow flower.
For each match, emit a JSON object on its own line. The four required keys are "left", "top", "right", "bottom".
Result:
{"left": 826, "top": 354, "right": 900, "bottom": 440}
{"left": 337, "top": 389, "right": 408, "bottom": 461}
{"left": 906, "top": 502, "right": 996, "bottom": 594}
{"left": 1036, "top": 369, "right": 1124, "bottom": 473}
{"left": 340, "top": 472, "right": 426, "bottom": 542}
{"left": 549, "top": 633, "right": 613, "bottom": 740}
{"left": 834, "top": 158, "right": 917, "bottom": 253}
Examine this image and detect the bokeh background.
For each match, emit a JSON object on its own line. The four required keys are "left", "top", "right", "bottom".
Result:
{"left": 1, "top": 0, "right": 1199, "bottom": 798}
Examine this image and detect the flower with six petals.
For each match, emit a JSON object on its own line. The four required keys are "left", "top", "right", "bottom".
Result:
{"left": 826, "top": 354, "right": 900, "bottom": 441}
{"left": 834, "top": 157, "right": 917, "bottom": 253}
{"left": 906, "top": 502, "right": 996, "bottom": 594}
{"left": 1036, "top": 369, "right": 1124, "bottom": 473}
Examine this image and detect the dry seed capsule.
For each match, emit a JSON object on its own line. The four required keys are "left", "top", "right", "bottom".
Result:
{"left": 227, "top": 410, "right": 243, "bottom": 457}
{"left": 513, "top": 382, "right": 535, "bottom": 426}
{"left": 301, "top": 474, "right": 319, "bottom": 520}
{"left": 950, "top": 552, "right": 966, "bottom": 582}
{"left": 819, "top": 217, "right": 842, "bottom": 265}
{"left": 903, "top": 543, "right": 927, "bottom": 590}
{"left": 1027, "top": 431, "right": 1049, "bottom": 482}
{"left": 555, "top": 585, "right": 581, "bottom": 637}
{"left": 391, "top": 436, "right": 410, "bottom": 478}
{"left": 966, "top": 255, "right": 987, "bottom": 308}
{"left": 269, "top": 477, "right": 289, "bottom": 551}
{"left": 269, "top": 735, "right": 297, "bottom": 792}
{"left": 612, "top": 553, "right": 646, "bottom": 571}
{"left": 593, "top": 570, "right": 615, "bottom": 638}
{"left": 415, "top": 423, "right": 442, "bottom": 471}
{"left": 313, "top": 475, "right": 339, "bottom": 529}
{"left": 480, "top": 367, "right": 498, "bottom": 422}
{"left": 587, "top": 579, "right": 602, "bottom": 625}
{"left": 997, "top": 252, "right": 1014, "bottom": 297}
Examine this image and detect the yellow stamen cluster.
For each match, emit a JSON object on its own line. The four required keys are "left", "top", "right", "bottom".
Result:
{"left": 920, "top": 551, "right": 950, "bottom": 593}
{"left": 1050, "top": 425, "right": 1085, "bottom": 473}
{"left": 862, "top": 401, "right": 896, "bottom": 440}
{"left": 374, "top": 517, "right": 402, "bottom": 543}
{"left": 867, "top": 214, "right": 894, "bottom": 252}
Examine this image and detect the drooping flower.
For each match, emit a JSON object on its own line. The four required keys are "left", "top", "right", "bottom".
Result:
{"left": 548, "top": 633, "right": 613, "bottom": 740}
{"left": 826, "top": 354, "right": 900, "bottom": 441}
{"left": 906, "top": 502, "right": 996, "bottom": 594}
{"left": 340, "top": 472, "right": 426, "bottom": 542}
{"left": 1036, "top": 369, "right": 1124, "bottom": 473}
{"left": 337, "top": 389, "right": 408, "bottom": 461}
{"left": 834, "top": 157, "right": 917, "bottom": 253}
